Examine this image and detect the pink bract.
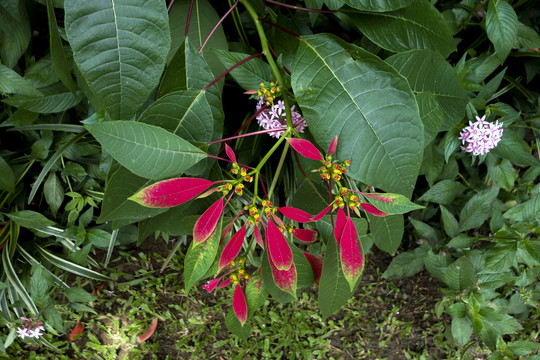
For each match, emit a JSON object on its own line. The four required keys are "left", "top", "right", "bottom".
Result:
{"left": 129, "top": 178, "right": 214, "bottom": 208}
{"left": 266, "top": 221, "right": 293, "bottom": 271}
{"left": 286, "top": 138, "right": 323, "bottom": 161}
{"left": 218, "top": 225, "right": 247, "bottom": 273}
{"left": 193, "top": 197, "right": 224, "bottom": 245}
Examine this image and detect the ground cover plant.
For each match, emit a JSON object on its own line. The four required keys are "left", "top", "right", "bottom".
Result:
{"left": 0, "top": 0, "right": 539, "bottom": 358}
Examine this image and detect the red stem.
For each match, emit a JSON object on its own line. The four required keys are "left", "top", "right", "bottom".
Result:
{"left": 185, "top": 0, "right": 195, "bottom": 38}
{"left": 200, "top": 1, "right": 239, "bottom": 53}
{"left": 207, "top": 127, "right": 287, "bottom": 146}
{"left": 167, "top": 0, "right": 175, "bottom": 12}
{"left": 205, "top": 154, "right": 255, "bottom": 170}
{"left": 219, "top": 106, "right": 268, "bottom": 154}
{"left": 203, "top": 53, "right": 264, "bottom": 92}
{"left": 263, "top": 0, "right": 338, "bottom": 13}
{"left": 293, "top": 151, "right": 308, "bottom": 180}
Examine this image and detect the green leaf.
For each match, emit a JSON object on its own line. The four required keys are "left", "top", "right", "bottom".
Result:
{"left": 516, "top": 22, "right": 540, "bottom": 49}
{"left": 363, "top": 192, "right": 423, "bottom": 215}
{"left": 486, "top": 0, "right": 518, "bottom": 63}
{"left": 423, "top": 250, "right": 452, "bottom": 281}
{"left": 346, "top": 1, "right": 456, "bottom": 58}
{"left": 0, "top": 0, "right": 21, "bottom": 20}
{"left": 416, "top": 91, "right": 444, "bottom": 146}
{"left": 291, "top": 179, "right": 329, "bottom": 215}
{"left": 318, "top": 238, "right": 353, "bottom": 320}
{"left": 2, "top": 91, "right": 83, "bottom": 113}
{"left": 452, "top": 316, "right": 473, "bottom": 345}
{"left": 292, "top": 34, "right": 423, "bottom": 196}
{"left": 6, "top": 210, "right": 55, "bottom": 229}
{"left": 444, "top": 257, "right": 475, "bottom": 291}
{"left": 43, "top": 172, "right": 64, "bottom": 218}
{"left": 98, "top": 166, "right": 167, "bottom": 224}
{"left": 492, "top": 128, "right": 540, "bottom": 167}
{"left": 419, "top": 179, "right": 467, "bottom": 205}
{"left": 37, "top": 245, "right": 110, "bottom": 281}
{"left": 85, "top": 121, "right": 206, "bottom": 180}
{"left": 367, "top": 214, "right": 403, "bottom": 255}
{"left": 409, "top": 218, "right": 438, "bottom": 242}
{"left": 458, "top": 186, "right": 500, "bottom": 232}
{"left": 508, "top": 341, "right": 540, "bottom": 356}
{"left": 245, "top": 279, "right": 267, "bottom": 317}
{"left": 30, "top": 266, "right": 52, "bottom": 309}
{"left": 46, "top": 0, "right": 77, "bottom": 93}
{"left": 440, "top": 205, "right": 460, "bottom": 238}
{"left": 139, "top": 90, "right": 213, "bottom": 143}
{"left": 65, "top": 0, "right": 170, "bottom": 120}
{"left": 382, "top": 251, "right": 424, "bottom": 278}
{"left": 184, "top": 218, "right": 222, "bottom": 294}
{"left": 483, "top": 242, "right": 518, "bottom": 273}
{"left": 225, "top": 309, "right": 251, "bottom": 341}
{"left": 386, "top": 50, "right": 468, "bottom": 130}
{"left": 343, "top": 0, "right": 415, "bottom": 11}
{"left": 0, "top": 64, "right": 42, "bottom": 96}
{"left": 64, "top": 287, "right": 95, "bottom": 303}
{"left": 503, "top": 195, "right": 540, "bottom": 223}
{"left": 0, "top": 1, "right": 30, "bottom": 68}
{"left": 167, "top": 0, "right": 227, "bottom": 77}
{"left": 0, "top": 155, "right": 15, "bottom": 192}
{"left": 213, "top": 50, "right": 273, "bottom": 91}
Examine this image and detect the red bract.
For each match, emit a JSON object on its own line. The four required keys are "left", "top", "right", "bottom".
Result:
{"left": 269, "top": 251, "right": 297, "bottom": 296}
{"left": 203, "top": 277, "right": 223, "bottom": 293}
{"left": 312, "top": 205, "right": 332, "bottom": 221}
{"left": 286, "top": 138, "right": 323, "bottom": 161}
{"left": 334, "top": 207, "right": 347, "bottom": 244}
{"left": 193, "top": 197, "right": 224, "bottom": 245}
{"left": 328, "top": 135, "right": 338, "bottom": 155}
{"left": 360, "top": 202, "right": 388, "bottom": 217}
{"left": 254, "top": 225, "right": 264, "bottom": 249}
{"left": 137, "top": 318, "right": 158, "bottom": 344}
{"left": 292, "top": 228, "right": 317, "bottom": 243}
{"left": 225, "top": 143, "right": 237, "bottom": 163}
{"left": 303, "top": 252, "right": 323, "bottom": 286}
{"left": 218, "top": 225, "right": 247, "bottom": 273}
{"left": 278, "top": 207, "right": 313, "bottom": 223}
{"left": 340, "top": 218, "right": 364, "bottom": 291}
{"left": 233, "top": 284, "right": 248, "bottom": 326}
{"left": 271, "top": 213, "right": 286, "bottom": 229}
{"left": 266, "top": 221, "right": 293, "bottom": 271}
{"left": 129, "top": 178, "right": 214, "bottom": 208}
{"left": 70, "top": 321, "right": 84, "bottom": 342}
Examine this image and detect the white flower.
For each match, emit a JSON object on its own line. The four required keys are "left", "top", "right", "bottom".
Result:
{"left": 255, "top": 100, "right": 307, "bottom": 138}
{"left": 458, "top": 115, "right": 503, "bottom": 156}
{"left": 28, "top": 325, "right": 44, "bottom": 339}
{"left": 17, "top": 327, "right": 29, "bottom": 339}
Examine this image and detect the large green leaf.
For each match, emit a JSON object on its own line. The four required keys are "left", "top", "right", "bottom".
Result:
{"left": 318, "top": 238, "right": 352, "bottom": 319}
{"left": 0, "top": 0, "right": 30, "bottom": 68}
{"left": 346, "top": 1, "right": 456, "bottom": 58}
{"left": 85, "top": 121, "right": 206, "bottom": 180}
{"left": 184, "top": 218, "right": 222, "bottom": 293}
{"left": 6, "top": 210, "right": 56, "bottom": 229}
{"left": 486, "top": 0, "right": 518, "bottom": 63}
{"left": 0, "top": 64, "right": 42, "bottom": 96}
{"left": 139, "top": 90, "right": 213, "bottom": 143}
{"left": 386, "top": 50, "right": 468, "bottom": 130}
{"left": 343, "top": 0, "right": 416, "bottom": 12}
{"left": 37, "top": 245, "right": 110, "bottom": 281}
{"left": 416, "top": 91, "right": 444, "bottom": 146}
{"left": 97, "top": 166, "right": 167, "bottom": 224}
{"left": 292, "top": 34, "right": 423, "bottom": 196}
{"left": 167, "top": 0, "right": 227, "bottom": 77}
{"left": 64, "top": 0, "right": 170, "bottom": 120}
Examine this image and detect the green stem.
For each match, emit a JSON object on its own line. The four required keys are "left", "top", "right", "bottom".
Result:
{"left": 268, "top": 142, "right": 289, "bottom": 200}
{"left": 240, "top": 0, "right": 293, "bottom": 128}
{"left": 251, "top": 128, "right": 291, "bottom": 198}
{"left": 457, "top": 172, "right": 476, "bottom": 192}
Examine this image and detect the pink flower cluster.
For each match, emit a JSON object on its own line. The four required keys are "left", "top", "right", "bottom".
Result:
{"left": 256, "top": 99, "right": 307, "bottom": 138}
{"left": 17, "top": 317, "right": 45, "bottom": 339}
{"left": 459, "top": 115, "right": 503, "bottom": 156}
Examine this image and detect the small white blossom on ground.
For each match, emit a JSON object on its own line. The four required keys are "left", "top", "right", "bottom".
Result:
{"left": 17, "top": 317, "right": 45, "bottom": 340}
{"left": 458, "top": 115, "right": 503, "bottom": 156}
{"left": 256, "top": 99, "right": 307, "bottom": 138}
